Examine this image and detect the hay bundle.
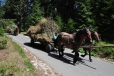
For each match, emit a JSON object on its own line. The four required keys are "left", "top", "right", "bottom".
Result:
{"left": 6, "top": 24, "right": 18, "bottom": 34}
{"left": 26, "top": 25, "right": 41, "bottom": 34}
{"left": 27, "top": 18, "right": 60, "bottom": 43}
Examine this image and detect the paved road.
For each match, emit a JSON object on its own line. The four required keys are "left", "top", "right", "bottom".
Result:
{"left": 9, "top": 34, "right": 114, "bottom": 76}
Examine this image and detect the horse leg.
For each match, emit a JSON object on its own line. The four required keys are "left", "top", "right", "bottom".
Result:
{"left": 89, "top": 48, "right": 92, "bottom": 62}
{"left": 58, "top": 46, "right": 61, "bottom": 57}
{"left": 73, "top": 51, "right": 79, "bottom": 65}
{"left": 58, "top": 44, "right": 64, "bottom": 57}
{"left": 81, "top": 48, "right": 87, "bottom": 57}
{"left": 60, "top": 44, "right": 64, "bottom": 57}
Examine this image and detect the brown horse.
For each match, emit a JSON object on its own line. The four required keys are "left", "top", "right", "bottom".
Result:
{"left": 56, "top": 28, "right": 92, "bottom": 65}
{"left": 81, "top": 31, "right": 100, "bottom": 62}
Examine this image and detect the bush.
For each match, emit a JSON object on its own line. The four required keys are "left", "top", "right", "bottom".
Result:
{"left": 2, "top": 38, "right": 7, "bottom": 44}
{"left": 93, "top": 41, "right": 114, "bottom": 59}
{"left": 0, "top": 26, "right": 5, "bottom": 36}
{"left": 0, "top": 38, "right": 7, "bottom": 49}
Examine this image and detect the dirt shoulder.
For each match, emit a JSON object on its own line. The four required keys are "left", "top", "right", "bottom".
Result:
{"left": 0, "top": 36, "right": 61, "bottom": 76}
{"left": 13, "top": 39, "right": 62, "bottom": 76}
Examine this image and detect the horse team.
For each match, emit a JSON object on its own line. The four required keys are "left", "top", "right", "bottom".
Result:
{"left": 54, "top": 27, "right": 100, "bottom": 65}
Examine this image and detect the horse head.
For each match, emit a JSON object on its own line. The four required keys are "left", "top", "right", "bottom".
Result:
{"left": 82, "top": 27, "right": 93, "bottom": 43}
{"left": 74, "top": 27, "right": 92, "bottom": 44}
{"left": 91, "top": 31, "right": 100, "bottom": 42}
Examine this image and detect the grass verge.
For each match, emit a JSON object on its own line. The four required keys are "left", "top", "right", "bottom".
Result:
{"left": 0, "top": 36, "right": 34, "bottom": 76}
{"left": 12, "top": 41, "right": 34, "bottom": 72}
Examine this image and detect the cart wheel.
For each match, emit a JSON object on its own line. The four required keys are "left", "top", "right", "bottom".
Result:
{"left": 46, "top": 44, "right": 52, "bottom": 53}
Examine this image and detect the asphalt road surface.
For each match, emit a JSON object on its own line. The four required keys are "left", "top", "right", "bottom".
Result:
{"left": 9, "top": 34, "right": 114, "bottom": 76}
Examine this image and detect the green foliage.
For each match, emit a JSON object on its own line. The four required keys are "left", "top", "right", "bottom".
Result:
{"left": 1, "top": 0, "right": 114, "bottom": 41}
{"left": 91, "top": 0, "right": 114, "bottom": 41}
{"left": 77, "top": 0, "right": 95, "bottom": 29}
{"left": 1, "top": 38, "right": 7, "bottom": 44}
{"left": 78, "top": 48, "right": 84, "bottom": 53}
{"left": 55, "top": 15, "right": 64, "bottom": 31}
{"left": 0, "top": 19, "right": 15, "bottom": 27}
{"left": 65, "top": 18, "right": 76, "bottom": 33}
{"left": 0, "top": 64, "right": 20, "bottom": 76}
{"left": 79, "top": 48, "right": 97, "bottom": 57}
{"left": 79, "top": 40, "right": 114, "bottom": 59}
{"left": 93, "top": 41, "right": 114, "bottom": 59}
{"left": 0, "top": 37, "right": 7, "bottom": 49}
{"left": 0, "top": 5, "right": 5, "bottom": 18}
{"left": 0, "top": 19, "right": 17, "bottom": 34}
{"left": 25, "top": 0, "right": 44, "bottom": 26}
{"left": 0, "top": 26, "right": 5, "bottom": 36}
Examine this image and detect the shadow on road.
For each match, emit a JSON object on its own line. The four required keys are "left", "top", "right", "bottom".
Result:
{"left": 64, "top": 53, "right": 96, "bottom": 69}
{"left": 48, "top": 52, "right": 85, "bottom": 65}
{"left": 24, "top": 42, "right": 57, "bottom": 53}
{"left": 48, "top": 52, "right": 96, "bottom": 69}
{"left": 48, "top": 52, "right": 72, "bottom": 65}
{"left": 24, "top": 42, "right": 96, "bottom": 69}
{"left": 24, "top": 42, "right": 46, "bottom": 52}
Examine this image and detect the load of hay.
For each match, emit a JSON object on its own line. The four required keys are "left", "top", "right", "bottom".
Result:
{"left": 6, "top": 24, "right": 19, "bottom": 35}
{"left": 0, "top": 19, "right": 19, "bottom": 35}
{"left": 27, "top": 18, "right": 60, "bottom": 44}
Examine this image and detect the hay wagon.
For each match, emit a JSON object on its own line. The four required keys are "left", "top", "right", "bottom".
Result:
{"left": 29, "top": 33, "right": 56, "bottom": 53}
{"left": 6, "top": 24, "right": 19, "bottom": 36}
{"left": 26, "top": 18, "right": 60, "bottom": 53}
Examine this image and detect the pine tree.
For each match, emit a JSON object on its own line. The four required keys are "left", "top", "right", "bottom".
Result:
{"left": 4, "top": 0, "right": 28, "bottom": 31}
{"left": 75, "top": 0, "right": 95, "bottom": 30}
{"left": 66, "top": 18, "right": 76, "bottom": 33}
{"left": 25, "top": 0, "right": 44, "bottom": 26}
{"left": 55, "top": 15, "right": 64, "bottom": 31}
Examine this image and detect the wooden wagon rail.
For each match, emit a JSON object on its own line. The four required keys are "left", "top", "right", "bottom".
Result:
{"left": 79, "top": 45, "right": 114, "bottom": 62}
{"left": 80, "top": 45, "right": 114, "bottom": 48}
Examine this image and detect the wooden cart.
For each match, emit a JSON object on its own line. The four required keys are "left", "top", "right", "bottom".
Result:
{"left": 29, "top": 33, "right": 56, "bottom": 53}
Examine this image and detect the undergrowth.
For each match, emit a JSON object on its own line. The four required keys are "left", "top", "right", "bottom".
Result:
{"left": 79, "top": 41, "right": 114, "bottom": 62}
{"left": 94, "top": 41, "right": 114, "bottom": 61}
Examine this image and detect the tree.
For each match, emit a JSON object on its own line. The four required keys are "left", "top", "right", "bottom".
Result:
{"left": 1, "top": 0, "right": 114, "bottom": 42}
{"left": 25, "top": 0, "right": 44, "bottom": 27}
{"left": 3, "top": 0, "right": 16, "bottom": 19}
{"left": 65, "top": 18, "right": 76, "bottom": 33}
{"left": 91, "top": 0, "right": 114, "bottom": 41}
{"left": 55, "top": 15, "right": 64, "bottom": 31}
{"left": 4, "top": 0, "right": 28, "bottom": 31}
{"left": 74, "top": 0, "right": 95, "bottom": 30}
{"left": 0, "top": 4, "right": 5, "bottom": 18}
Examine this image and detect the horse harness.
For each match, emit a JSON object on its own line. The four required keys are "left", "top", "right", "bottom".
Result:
{"left": 61, "top": 34, "right": 74, "bottom": 44}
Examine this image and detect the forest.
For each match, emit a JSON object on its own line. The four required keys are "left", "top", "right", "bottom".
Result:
{"left": 0, "top": 0, "right": 114, "bottom": 42}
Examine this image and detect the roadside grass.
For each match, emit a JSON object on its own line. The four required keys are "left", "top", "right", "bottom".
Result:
{"left": 12, "top": 41, "right": 34, "bottom": 72}
{"left": 0, "top": 36, "right": 34, "bottom": 76}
